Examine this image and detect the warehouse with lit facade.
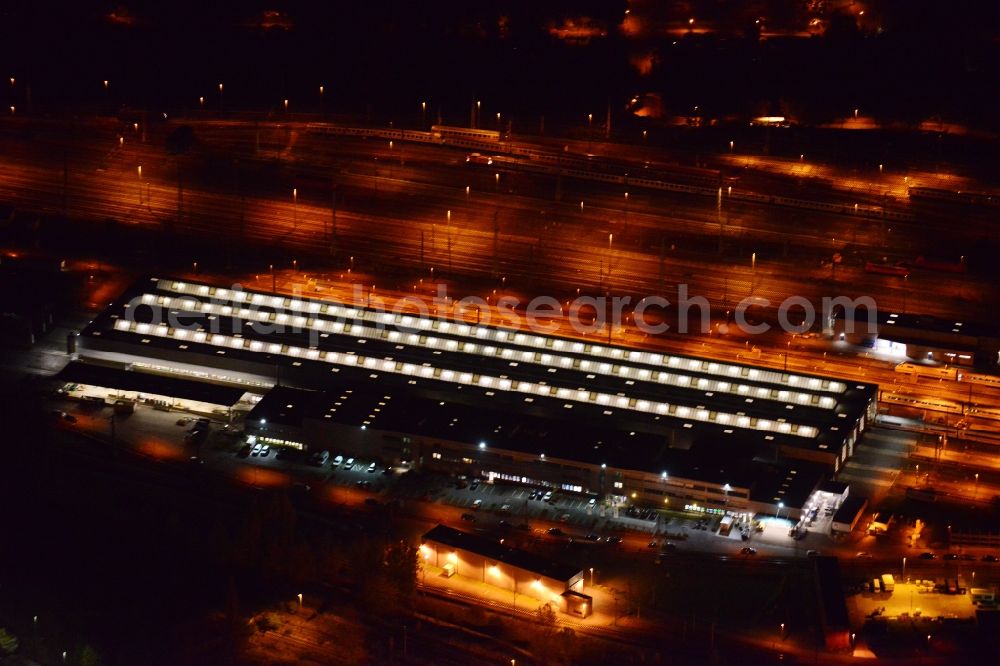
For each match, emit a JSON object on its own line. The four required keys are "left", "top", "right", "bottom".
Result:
{"left": 421, "top": 525, "right": 589, "bottom": 616}
{"left": 72, "top": 277, "right": 878, "bottom": 518}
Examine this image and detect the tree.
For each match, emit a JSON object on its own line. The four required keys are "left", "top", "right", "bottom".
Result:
{"left": 536, "top": 603, "right": 557, "bottom": 630}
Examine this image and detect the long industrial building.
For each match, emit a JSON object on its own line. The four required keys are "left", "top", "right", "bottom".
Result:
{"left": 71, "top": 277, "right": 878, "bottom": 518}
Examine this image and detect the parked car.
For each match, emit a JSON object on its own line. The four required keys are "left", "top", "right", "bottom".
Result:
{"left": 584, "top": 533, "right": 601, "bottom": 541}
{"left": 943, "top": 553, "right": 959, "bottom": 561}
{"left": 855, "top": 551, "right": 873, "bottom": 559}
{"left": 251, "top": 443, "right": 263, "bottom": 456}
{"left": 741, "top": 547, "right": 757, "bottom": 555}
{"left": 332, "top": 455, "right": 344, "bottom": 467}
{"left": 919, "top": 552, "right": 937, "bottom": 560}
{"left": 547, "top": 527, "right": 565, "bottom": 537}
{"left": 461, "top": 513, "right": 476, "bottom": 522}
{"left": 982, "top": 554, "right": 999, "bottom": 563}
{"left": 470, "top": 480, "right": 480, "bottom": 490}
{"left": 807, "top": 550, "right": 820, "bottom": 558}
{"left": 367, "top": 462, "right": 377, "bottom": 473}
{"left": 237, "top": 444, "right": 252, "bottom": 458}
{"left": 472, "top": 499, "right": 483, "bottom": 509}
{"left": 259, "top": 444, "right": 270, "bottom": 457}
{"left": 344, "top": 457, "right": 355, "bottom": 469}
{"left": 605, "top": 536, "right": 622, "bottom": 545}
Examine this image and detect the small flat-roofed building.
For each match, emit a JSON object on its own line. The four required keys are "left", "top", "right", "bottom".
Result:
{"left": 421, "top": 525, "right": 584, "bottom": 613}
{"left": 837, "top": 309, "right": 1000, "bottom": 369}
{"left": 831, "top": 495, "right": 868, "bottom": 534}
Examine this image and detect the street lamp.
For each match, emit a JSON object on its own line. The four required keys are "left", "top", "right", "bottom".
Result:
{"left": 292, "top": 188, "right": 298, "bottom": 227}
{"left": 902, "top": 556, "right": 907, "bottom": 578}
{"left": 975, "top": 472, "right": 979, "bottom": 499}
{"left": 283, "top": 98, "right": 289, "bottom": 111}
{"left": 589, "top": 567, "right": 594, "bottom": 588}
{"left": 776, "top": 501, "right": 783, "bottom": 518}
{"left": 297, "top": 593, "right": 303, "bottom": 607}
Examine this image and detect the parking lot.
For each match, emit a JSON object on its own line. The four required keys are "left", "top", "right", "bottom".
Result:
{"left": 47, "top": 389, "right": 829, "bottom": 559}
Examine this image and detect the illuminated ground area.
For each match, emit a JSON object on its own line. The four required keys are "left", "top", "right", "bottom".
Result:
{"left": 848, "top": 582, "right": 977, "bottom": 622}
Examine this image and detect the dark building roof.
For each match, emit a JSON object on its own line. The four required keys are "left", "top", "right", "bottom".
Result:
{"left": 745, "top": 458, "right": 828, "bottom": 509}
{"left": 57, "top": 360, "right": 246, "bottom": 406}
{"left": 247, "top": 383, "right": 828, "bottom": 504}
{"left": 832, "top": 495, "right": 868, "bottom": 525}
{"left": 840, "top": 309, "right": 997, "bottom": 342}
{"left": 818, "top": 480, "right": 849, "bottom": 495}
{"left": 422, "top": 524, "right": 581, "bottom": 582}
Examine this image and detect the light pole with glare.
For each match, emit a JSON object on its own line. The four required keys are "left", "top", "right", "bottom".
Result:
{"left": 292, "top": 188, "right": 298, "bottom": 227}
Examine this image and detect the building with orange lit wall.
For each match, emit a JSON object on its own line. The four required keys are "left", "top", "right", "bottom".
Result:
{"left": 421, "top": 525, "right": 586, "bottom": 611}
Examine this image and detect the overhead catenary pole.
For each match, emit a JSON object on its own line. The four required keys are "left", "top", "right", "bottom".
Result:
{"left": 330, "top": 185, "right": 337, "bottom": 255}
